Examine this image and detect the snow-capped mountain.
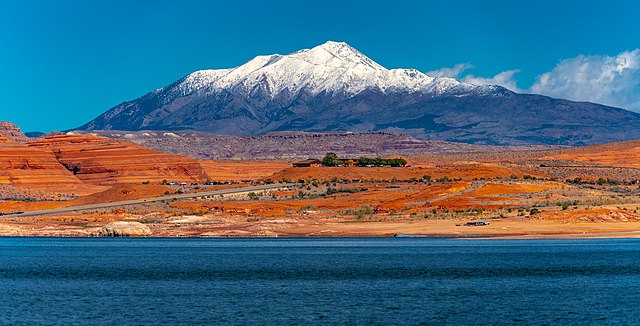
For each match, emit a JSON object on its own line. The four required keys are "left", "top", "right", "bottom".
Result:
{"left": 77, "top": 41, "right": 640, "bottom": 145}
{"left": 174, "top": 41, "right": 482, "bottom": 97}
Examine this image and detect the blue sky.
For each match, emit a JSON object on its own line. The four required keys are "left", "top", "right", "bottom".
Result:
{"left": 1, "top": 0, "right": 639, "bottom": 132}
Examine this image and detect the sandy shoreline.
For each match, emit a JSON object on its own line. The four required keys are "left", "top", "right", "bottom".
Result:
{"left": 3, "top": 217, "right": 640, "bottom": 239}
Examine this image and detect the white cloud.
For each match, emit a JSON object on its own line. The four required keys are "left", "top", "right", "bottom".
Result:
{"left": 529, "top": 49, "right": 640, "bottom": 111}
{"left": 425, "top": 63, "right": 522, "bottom": 92}
{"left": 430, "top": 50, "right": 640, "bottom": 111}
{"left": 426, "top": 63, "right": 473, "bottom": 78}
{"left": 460, "top": 70, "right": 522, "bottom": 93}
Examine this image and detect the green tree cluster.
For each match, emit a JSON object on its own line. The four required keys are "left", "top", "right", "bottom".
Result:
{"left": 322, "top": 152, "right": 339, "bottom": 166}
{"left": 357, "top": 157, "right": 407, "bottom": 167}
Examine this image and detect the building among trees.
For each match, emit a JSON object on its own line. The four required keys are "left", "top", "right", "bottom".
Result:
{"left": 292, "top": 159, "right": 322, "bottom": 168}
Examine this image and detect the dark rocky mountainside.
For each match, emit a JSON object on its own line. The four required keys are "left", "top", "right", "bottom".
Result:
{"left": 76, "top": 42, "right": 640, "bottom": 146}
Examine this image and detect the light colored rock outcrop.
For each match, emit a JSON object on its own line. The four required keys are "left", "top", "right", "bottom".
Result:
{"left": 99, "top": 221, "right": 152, "bottom": 237}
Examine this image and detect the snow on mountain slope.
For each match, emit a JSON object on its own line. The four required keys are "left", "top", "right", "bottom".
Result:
{"left": 174, "top": 41, "right": 480, "bottom": 98}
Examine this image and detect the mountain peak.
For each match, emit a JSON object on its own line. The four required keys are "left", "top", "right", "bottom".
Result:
{"left": 315, "top": 41, "right": 363, "bottom": 58}
{"left": 293, "top": 41, "right": 384, "bottom": 70}
{"left": 316, "top": 40, "right": 351, "bottom": 51}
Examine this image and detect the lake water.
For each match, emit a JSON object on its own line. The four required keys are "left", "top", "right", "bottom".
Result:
{"left": 2, "top": 237, "right": 640, "bottom": 325}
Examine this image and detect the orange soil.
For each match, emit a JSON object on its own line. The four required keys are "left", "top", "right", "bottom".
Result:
{"left": 470, "top": 182, "right": 560, "bottom": 196}
{"left": 169, "top": 182, "right": 473, "bottom": 217}
{"left": 431, "top": 182, "right": 558, "bottom": 210}
{"left": 272, "top": 190, "right": 297, "bottom": 197}
{"left": 376, "top": 182, "right": 472, "bottom": 212}
{"left": 28, "top": 134, "right": 210, "bottom": 185}
{"left": 539, "top": 207, "right": 640, "bottom": 223}
{"left": 200, "top": 160, "right": 290, "bottom": 181}
{"left": 543, "top": 140, "right": 640, "bottom": 168}
{"left": 68, "top": 184, "right": 173, "bottom": 206}
{"left": 0, "top": 200, "right": 67, "bottom": 213}
{"left": 0, "top": 184, "right": 173, "bottom": 213}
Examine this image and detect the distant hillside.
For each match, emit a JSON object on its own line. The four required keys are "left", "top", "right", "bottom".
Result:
{"left": 542, "top": 139, "right": 640, "bottom": 169}
{"left": 74, "top": 130, "right": 558, "bottom": 161}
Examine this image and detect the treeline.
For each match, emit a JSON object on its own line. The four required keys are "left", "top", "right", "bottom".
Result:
{"left": 321, "top": 153, "right": 407, "bottom": 167}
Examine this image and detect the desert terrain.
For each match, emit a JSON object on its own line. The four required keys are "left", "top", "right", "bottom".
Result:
{"left": 1, "top": 122, "right": 639, "bottom": 238}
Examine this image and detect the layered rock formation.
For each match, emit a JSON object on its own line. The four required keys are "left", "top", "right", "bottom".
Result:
{"left": 28, "top": 134, "right": 210, "bottom": 185}
{"left": 0, "top": 135, "right": 92, "bottom": 194}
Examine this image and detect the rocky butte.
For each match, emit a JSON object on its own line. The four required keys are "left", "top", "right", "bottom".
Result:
{"left": 0, "top": 122, "right": 29, "bottom": 143}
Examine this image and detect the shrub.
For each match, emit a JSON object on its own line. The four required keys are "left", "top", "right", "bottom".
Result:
{"left": 343, "top": 206, "right": 374, "bottom": 220}
{"left": 327, "top": 187, "right": 367, "bottom": 195}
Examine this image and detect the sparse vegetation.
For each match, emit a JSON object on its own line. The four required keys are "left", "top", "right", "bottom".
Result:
{"left": 343, "top": 206, "right": 374, "bottom": 220}
{"left": 326, "top": 187, "right": 367, "bottom": 195}
{"left": 3, "top": 134, "right": 640, "bottom": 238}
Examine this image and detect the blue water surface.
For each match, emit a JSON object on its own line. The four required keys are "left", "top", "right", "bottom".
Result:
{"left": 2, "top": 237, "right": 640, "bottom": 325}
